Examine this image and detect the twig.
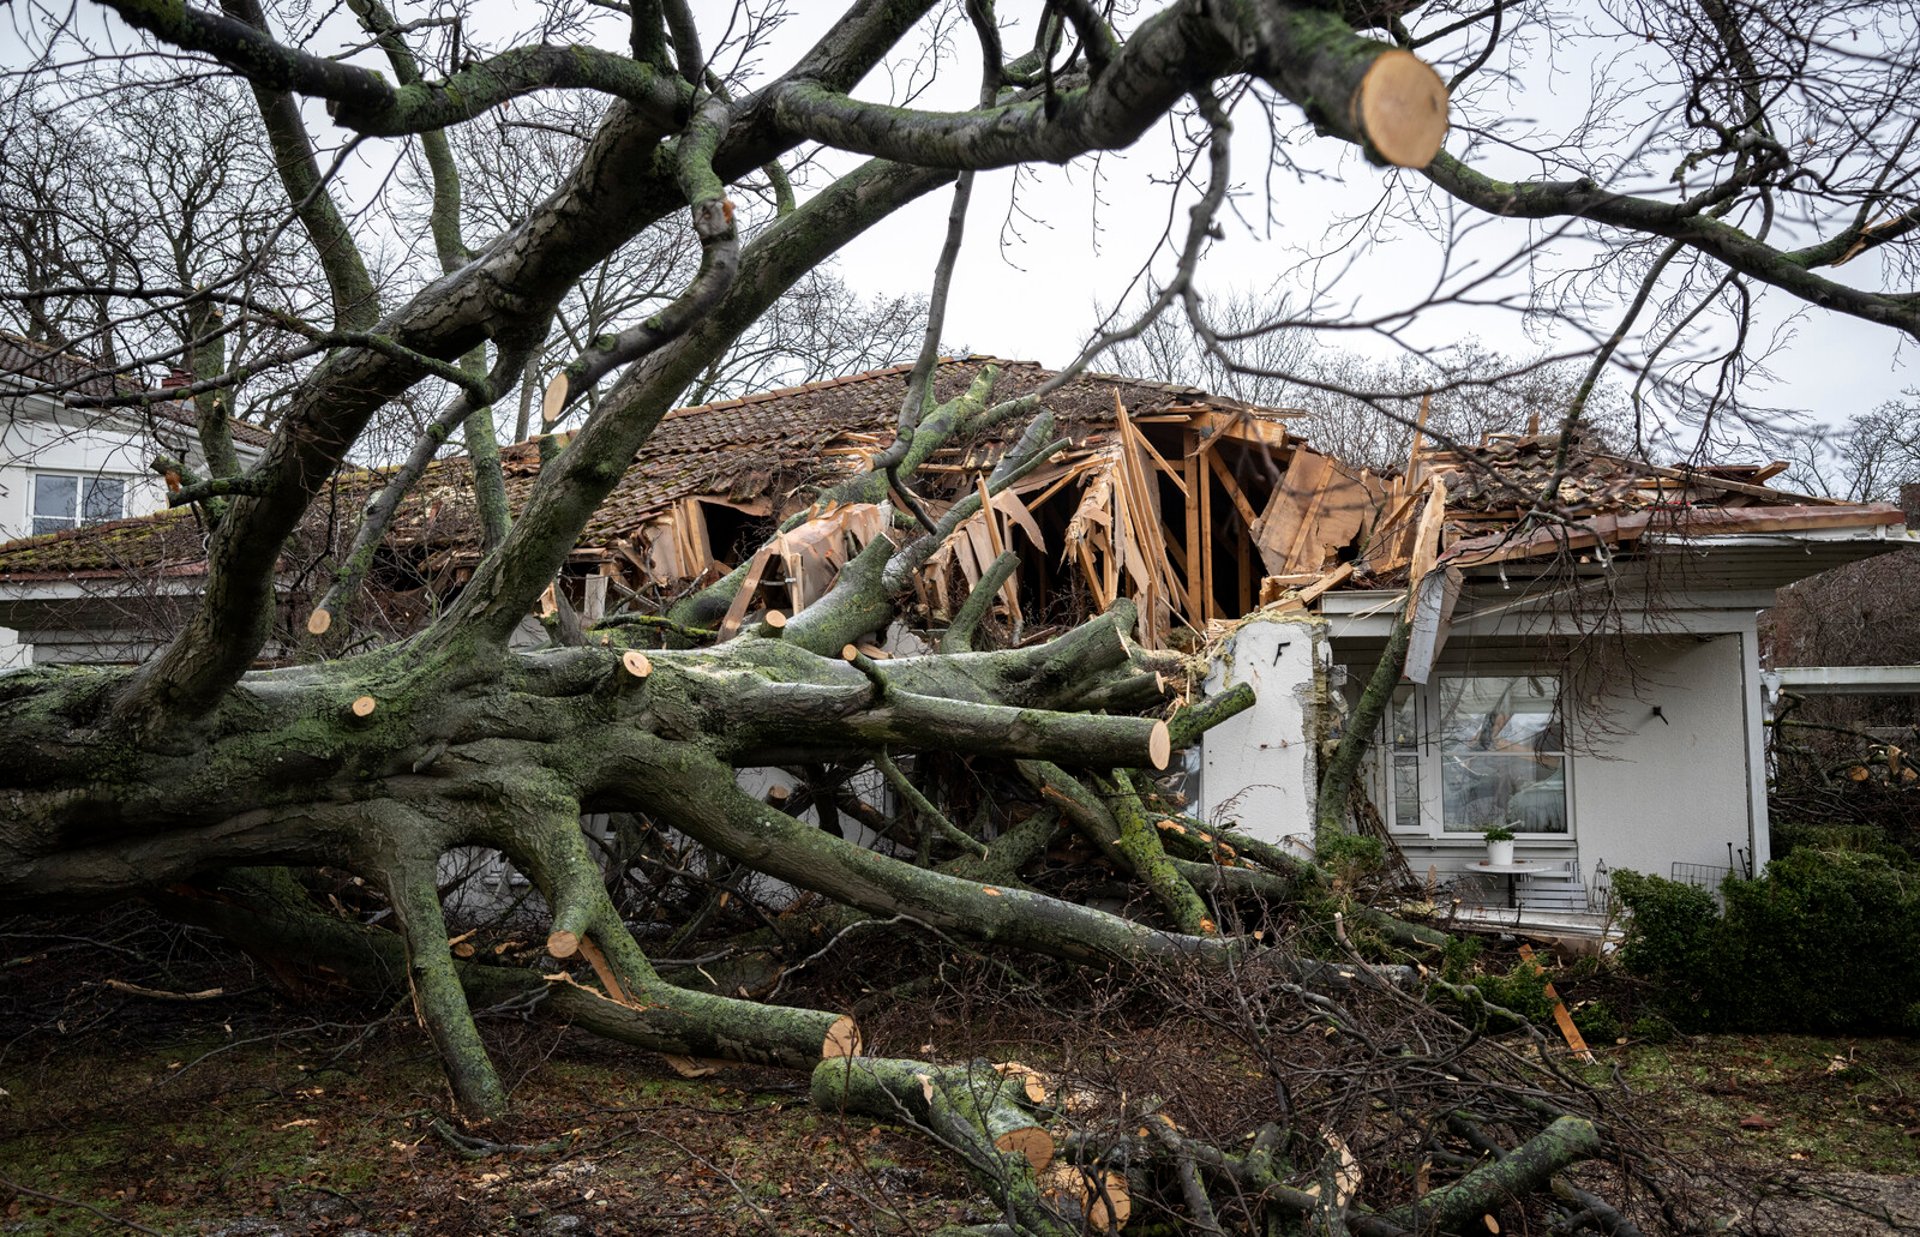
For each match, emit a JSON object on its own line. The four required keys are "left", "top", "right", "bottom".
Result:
{"left": 0, "top": 1174, "right": 166, "bottom": 1236}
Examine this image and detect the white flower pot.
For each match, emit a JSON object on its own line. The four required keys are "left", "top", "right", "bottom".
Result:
{"left": 1486, "top": 839, "right": 1515, "bottom": 866}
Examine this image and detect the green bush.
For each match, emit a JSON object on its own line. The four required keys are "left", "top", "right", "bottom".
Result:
{"left": 1472, "top": 961, "right": 1556, "bottom": 1024}
{"left": 1609, "top": 869, "right": 1717, "bottom": 983}
{"left": 1612, "top": 849, "right": 1920, "bottom": 1033}
{"left": 1439, "top": 935, "right": 1483, "bottom": 985}
{"left": 1317, "top": 832, "right": 1384, "bottom": 876}
{"left": 1772, "top": 821, "right": 1914, "bottom": 867}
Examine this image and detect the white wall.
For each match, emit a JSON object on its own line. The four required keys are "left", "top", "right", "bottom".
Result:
{"left": 1328, "top": 619, "right": 1766, "bottom": 898}
{"left": 1566, "top": 628, "right": 1762, "bottom": 885}
{"left": 0, "top": 390, "right": 244, "bottom": 543}
{"left": 1194, "top": 613, "right": 1329, "bottom": 852}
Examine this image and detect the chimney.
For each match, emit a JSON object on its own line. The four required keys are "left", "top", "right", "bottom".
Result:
{"left": 1900, "top": 482, "right": 1920, "bottom": 529}
{"left": 161, "top": 366, "right": 192, "bottom": 390}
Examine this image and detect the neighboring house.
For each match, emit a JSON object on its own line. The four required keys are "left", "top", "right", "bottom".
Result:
{"left": 0, "top": 355, "right": 1911, "bottom": 919}
{"left": 0, "top": 333, "right": 270, "bottom": 664}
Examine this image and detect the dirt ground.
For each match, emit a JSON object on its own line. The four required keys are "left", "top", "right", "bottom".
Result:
{"left": 4, "top": 909, "right": 1918, "bottom": 1235}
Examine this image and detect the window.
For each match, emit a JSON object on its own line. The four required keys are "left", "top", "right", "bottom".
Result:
{"left": 1378, "top": 673, "right": 1568, "bottom": 836}
{"left": 32, "top": 473, "right": 126, "bottom": 536}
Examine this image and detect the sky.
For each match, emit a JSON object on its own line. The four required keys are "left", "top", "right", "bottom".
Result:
{"left": 9, "top": 0, "right": 1914, "bottom": 460}
{"left": 732, "top": 1, "right": 1916, "bottom": 449}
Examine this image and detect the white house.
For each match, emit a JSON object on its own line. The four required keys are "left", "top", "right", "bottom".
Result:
{"left": 1196, "top": 487, "right": 1918, "bottom": 923}
{"left": 1, "top": 355, "right": 1911, "bottom": 913}
{"left": 0, "top": 334, "right": 269, "bottom": 665}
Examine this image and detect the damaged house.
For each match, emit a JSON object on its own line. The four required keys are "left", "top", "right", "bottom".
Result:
{"left": 0, "top": 356, "right": 1911, "bottom": 914}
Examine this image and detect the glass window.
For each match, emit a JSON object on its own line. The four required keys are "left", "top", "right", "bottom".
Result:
{"left": 31, "top": 474, "right": 77, "bottom": 536}
{"left": 1386, "top": 686, "right": 1423, "bottom": 831}
{"left": 82, "top": 476, "right": 124, "bottom": 523}
{"left": 1436, "top": 675, "right": 1566, "bottom": 833}
{"left": 31, "top": 473, "right": 124, "bottom": 536}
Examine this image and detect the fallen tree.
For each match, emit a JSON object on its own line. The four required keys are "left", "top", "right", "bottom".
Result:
{"left": 6, "top": 0, "right": 1914, "bottom": 1230}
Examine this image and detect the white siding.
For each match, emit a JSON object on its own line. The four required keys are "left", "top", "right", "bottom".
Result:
{"left": 1565, "top": 628, "right": 1761, "bottom": 885}
{"left": 0, "top": 394, "right": 182, "bottom": 542}
{"left": 1194, "top": 614, "right": 1328, "bottom": 853}
{"left": 1338, "top": 621, "right": 1765, "bottom": 901}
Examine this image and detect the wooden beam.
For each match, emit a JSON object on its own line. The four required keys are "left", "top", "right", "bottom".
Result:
{"left": 1131, "top": 429, "right": 1189, "bottom": 497}
{"left": 1114, "top": 396, "right": 1179, "bottom": 628}
{"left": 717, "top": 547, "right": 773, "bottom": 640}
{"left": 1183, "top": 433, "right": 1203, "bottom": 623}
{"left": 1404, "top": 477, "right": 1449, "bottom": 622}
{"left": 1403, "top": 391, "right": 1431, "bottom": 496}
{"left": 976, "top": 477, "right": 1022, "bottom": 627}
{"left": 1188, "top": 409, "right": 1294, "bottom": 450}
{"left": 1198, "top": 446, "right": 1215, "bottom": 623}
{"left": 1640, "top": 462, "right": 1840, "bottom": 504}
{"left": 1294, "top": 561, "right": 1356, "bottom": 608}
{"left": 1207, "top": 451, "right": 1261, "bottom": 530}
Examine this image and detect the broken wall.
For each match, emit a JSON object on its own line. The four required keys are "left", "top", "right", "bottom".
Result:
{"left": 1193, "top": 614, "right": 1331, "bottom": 849}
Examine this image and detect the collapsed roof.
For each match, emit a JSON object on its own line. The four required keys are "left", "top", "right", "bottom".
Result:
{"left": 0, "top": 356, "right": 1905, "bottom": 651}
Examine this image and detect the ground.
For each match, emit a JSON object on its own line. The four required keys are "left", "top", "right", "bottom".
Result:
{"left": 3, "top": 908, "right": 1917, "bottom": 1235}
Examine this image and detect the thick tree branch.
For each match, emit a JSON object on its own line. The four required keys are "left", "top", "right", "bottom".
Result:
{"left": 427, "top": 155, "right": 953, "bottom": 652}
{"left": 1424, "top": 152, "right": 1920, "bottom": 339}
{"left": 96, "top": 0, "right": 688, "bottom": 136}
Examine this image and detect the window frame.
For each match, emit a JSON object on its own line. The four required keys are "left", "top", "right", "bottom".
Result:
{"left": 1375, "top": 670, "right": 1574, "bottom": 840}
{"left": 30, "top": 471, "right": 129, "bottom": 536}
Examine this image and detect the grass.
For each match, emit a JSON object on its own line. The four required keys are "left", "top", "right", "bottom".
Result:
{"left": 0, "top": 1019, "right": 970, "bottom": 1235}
{"left": 1601, "top": 1033, "right": 1920, "bottom": 1175}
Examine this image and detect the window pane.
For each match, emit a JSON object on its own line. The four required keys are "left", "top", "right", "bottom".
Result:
{"left": 33, "top": 475, "right": 76, "bottom": 520}
{"left": 1442, "top": 753, "right": 1567, "bottom": 833}
{"left": 81, "top": 477, "right": 124, "bottom": 523}
{"left": 1390, "top": 687, "right": 1417, "bottom": 750}
{"left": 1437, "top": 675, "right": 1561, "bottom": 754}
{"left": 1392, "top": 753, "right": 1421, "bottom": 830}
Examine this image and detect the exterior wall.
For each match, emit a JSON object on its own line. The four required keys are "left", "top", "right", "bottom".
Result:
{"left": 1564, "top": 627, "right": 1762, "bottom": 886}
{"left": 0, "top": 392, "right": 184, "bottom": 543}
{"left": 1, "top": 385, "right": 262, "bottom": 667}
{"left": 1329, "top": 616, "right": 1766, "bottom": 900}
{"left": 1193, "top": 613, "right": 1329, "bottom": 853}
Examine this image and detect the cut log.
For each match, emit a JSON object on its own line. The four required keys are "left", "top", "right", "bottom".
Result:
{"left": 822, "top": 1014, "right": 861, "bottom": 1059}
{"left": 1354, "top": 49, "right": 1451, "bottom": 167}
{"left": 993, "top": 1060, "right": 1054, "bottom": 1105}
{"left": 541, "top": 373, "right": 568, "bottom": 425}
{"left": 350, "top": 695, "right": 377, "bottom": 719}
{"left": 307, "top": 607, "right": 332, "bottom": 636}
{"left": 621, "top": 649, "right": 653, "bottom": 679}
{"left": 1039, "top": 1163, "right": 1132, "bottom": 1232}
{"left": 813, "top": 1057, "right": 1058, "bottom": 1190}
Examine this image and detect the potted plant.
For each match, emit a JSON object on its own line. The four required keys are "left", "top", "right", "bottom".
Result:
{"left": 1482, "top": 825, "right": 1517, "bottom": 866}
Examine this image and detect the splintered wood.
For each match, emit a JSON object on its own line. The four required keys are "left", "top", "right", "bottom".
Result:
{"left": 517, "top": 370, "right": 1831, "bottom": 657}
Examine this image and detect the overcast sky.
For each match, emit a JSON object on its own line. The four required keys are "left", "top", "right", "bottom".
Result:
{"left": 14, "top": 0, "right": 1915, "bottom": 454}
{"left": 737, "top": 1, "right": 1915, "bottom": 446}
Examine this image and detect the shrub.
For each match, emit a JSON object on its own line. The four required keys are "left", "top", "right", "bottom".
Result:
{"left": 1317, "top": 831, "right": 1385, "bottom": 876}
{"left": 1472, "top": 961, "right": 1555, "bottom": 1025}
{"left": 1608, "top": 869, "right": 1716, "bottom": 984}
{"left": 1612, "top": 850, "right": 1920, "bottom": 1033}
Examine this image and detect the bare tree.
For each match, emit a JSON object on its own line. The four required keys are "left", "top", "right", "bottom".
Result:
{"left": 1, "top": 0, "right": 1916, "bottom": 1229}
